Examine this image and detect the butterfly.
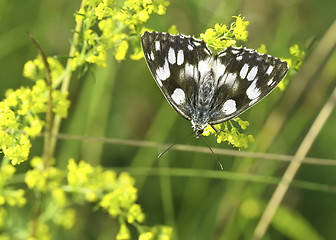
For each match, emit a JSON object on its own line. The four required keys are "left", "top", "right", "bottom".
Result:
{"left": 141, "top": 31, "right": 289, "bottom": 138}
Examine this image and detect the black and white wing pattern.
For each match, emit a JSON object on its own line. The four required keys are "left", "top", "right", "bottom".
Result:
{"left": 141, "top": 31, "right": 212, "bottom": 121}
{"left": 209, "top": 46, "right": 288, "bottom": 124}
{"left": 141, "top": 31, "right": 289, "bottom": 137}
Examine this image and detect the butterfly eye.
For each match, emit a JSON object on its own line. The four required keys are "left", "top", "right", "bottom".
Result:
{"left": 195, "top": 129, "right": 204, "bottom": 138}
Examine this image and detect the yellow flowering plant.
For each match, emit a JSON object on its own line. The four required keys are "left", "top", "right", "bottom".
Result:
{"left": 0, "top": 0, "right": 174, "bottom": 239}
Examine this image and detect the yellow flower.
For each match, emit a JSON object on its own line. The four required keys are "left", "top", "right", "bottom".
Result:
{"left": 168, "top": 25, "right": 178, "bottom": 35}
{"left": 139, "top": 232, "right": 154, "bottom": 240}
{"left": 117, "top": 224, "right": 131, "bottom": 240}
{"left": 115, "top": 40, "right": 129, "bottom": 61}
{"left": 23, "top": 60, "right": 37, "bottom": 80}
{"left": 52, "top": 188, "right": 67, "bottom": 207}
{"left": 257, "top": 44, "right": 267, "bottom": 54}
{"left": 139, "top": 10, "right": 150, "bottom": 22}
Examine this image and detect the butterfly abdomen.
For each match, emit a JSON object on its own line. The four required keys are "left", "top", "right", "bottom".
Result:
{"left": 191, "top": 70, "right": 216, "bottom": 137}
{"left": 197, "top": 70, "right": 215, "bottom": 106}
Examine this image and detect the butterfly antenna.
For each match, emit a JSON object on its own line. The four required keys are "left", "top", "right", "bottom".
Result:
{"left": 157, "top": 131, "right": 194, "bottom": 159}
{"left": 200, "top": 136, "right": 223, "bottom": 170}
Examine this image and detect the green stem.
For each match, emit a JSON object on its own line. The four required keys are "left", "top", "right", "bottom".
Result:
{"left": 49, "top": 0, "right": 87, "bottom": 158}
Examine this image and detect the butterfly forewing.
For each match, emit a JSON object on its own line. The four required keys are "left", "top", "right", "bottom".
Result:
{"left": 209, "top": 47, "right": 289, "bottom": 124}
{"left": 141, "top": 31, "right": 213, "bottom": 121}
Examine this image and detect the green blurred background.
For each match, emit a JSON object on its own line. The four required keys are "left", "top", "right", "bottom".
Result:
{"left": 1, "top": 0, "right": 336, "bottom": 239}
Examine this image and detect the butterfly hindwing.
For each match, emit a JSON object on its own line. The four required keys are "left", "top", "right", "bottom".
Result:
{"left": 209, "top": 47, "right": 289, "bottom": 124}
{"left": 141, "top": 31, "right": 213, "bottom": 121}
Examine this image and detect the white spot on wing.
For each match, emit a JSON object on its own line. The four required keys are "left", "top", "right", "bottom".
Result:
{"left": 225, "top": 73, "right": 236, "bottom": 87}
{"left": 232, "top": 80, "right": 239, "bottom": 92}
{"left": 246, "top": 79, "right": 261, "bottom": 100}
{"left": 188, "top": 45, "right": 194, "bottom": 51}
{"left": 150, "top": 51, "right": 154, "bottom": 60}
{"left": 193, "top": 41, "right": 201, "bottom": 47}
{"left": 240, "top": 63, "right": 249, "bottom": 79}
{"left": 204, "top": 47, "right": 211, "bottom": 55}
{"left": 156, "top": 59, "right": 170, "bottom": 80}
{"left": 171, "top": 88, "right": 185, "bottom": 105}
{"left": 266, "top": 65, "right": 274, "bottom": 75}
{"left": 218, "top": 52, "right": 227, "bottom": 57}
{"left": 215, "top": 62, "right": 226, "bottom": 81}
{"left": 177, "top": 50, "right": 184, "bottom": 65}
{"left": 249, "top": 98, "right": 258, "bottom": 106}
{"left": 198, "top": 60, "right": 210, "bottom": 76}
{"left": 267, "top": 77, "right": 274, "bottom": 86}
{"left": 168, "top": 48, "right": 176, "bottom": 64}
{"left": 236, "top": 55, "right": 243, "bottom": 61}
{"left": 155, "top": 41, "right": 160, "bottom": 51}
{"left": 185, "top": 63, "right": 194, "bottom": 78}
{"left": 222, "top": 99, "right": 237, "bottom": 115}
{"left": 218, "top": 73, "right": 228, "bottom": 87}
{"left": 247, "top": 66, "right": 258, "bottom": 81}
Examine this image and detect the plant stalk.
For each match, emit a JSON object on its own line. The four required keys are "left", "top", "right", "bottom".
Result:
{"left": 49, "top": 0, "right": 87, "bottom": 158}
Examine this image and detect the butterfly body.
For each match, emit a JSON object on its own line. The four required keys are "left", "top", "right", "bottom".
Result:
{"left": 141, "top": 31, "right": 289, "bottom": 137}
{"left": 192, "top": 69, "right": 216, "bottom": 137}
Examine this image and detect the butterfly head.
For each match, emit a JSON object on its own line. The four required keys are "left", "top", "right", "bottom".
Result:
{"left": 192, "top": 121, "right": 207, "bottom": 138}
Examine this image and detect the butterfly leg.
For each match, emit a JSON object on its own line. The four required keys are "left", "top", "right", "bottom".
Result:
{"left": 210, "top": 124, "right": 218, "bottom": 132}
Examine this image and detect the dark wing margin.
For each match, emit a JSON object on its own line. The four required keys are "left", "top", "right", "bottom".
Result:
{"left": 209, "top": 46, "right": 289, "bottom": 124}
{"left": 141, "top": 31, "right": 213, "bottom": 121}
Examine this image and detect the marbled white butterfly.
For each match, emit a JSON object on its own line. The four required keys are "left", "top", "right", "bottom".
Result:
{"left": 141, "top": 31, "right": 289, "bottom": 138}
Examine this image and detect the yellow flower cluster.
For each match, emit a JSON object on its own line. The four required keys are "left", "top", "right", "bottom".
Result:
{"left": 200, "top": 16, "right": 249, "bottom": 50}
{"left": 24, "top": 157, "right": 76, "bottom": 238}
{"left": 138, "top": 226, "right": 173, "bottom": 240}
{"left": 23, "top": 56, "right": 65, "bottom": 86}
{"left": 0, "top": 58, "right": 70, "bottom": 164}
{"left": 65, "top": 159, "right": 172, "bottom": 239}
{"left": 203, "top": 118, "right": 254, "bottom": 149}
{"left": 67, "top": 159, "right": 118, "bottom": 202}
{"left": 0, "top": 55, "right": 71, "bottom": 165}
{"left": 71, "top": 0, "right": 169, "bottom": 69}
{"left": 0, "top": 101, "right": 32, "bottom": 165}
{"left": 25, "top": 157, "right": 64, "bottom": 192}
{"left": 289, "top": 44, "right": 305, "bottom": 69}
{"left": 0, "top": 165, "right": 26, "bottom": 207}
{"left": 278, "top": 44, "right": 305, "bottom": 91}
{"left": 232, "top": 15, "right": 249, "bottom": 41}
